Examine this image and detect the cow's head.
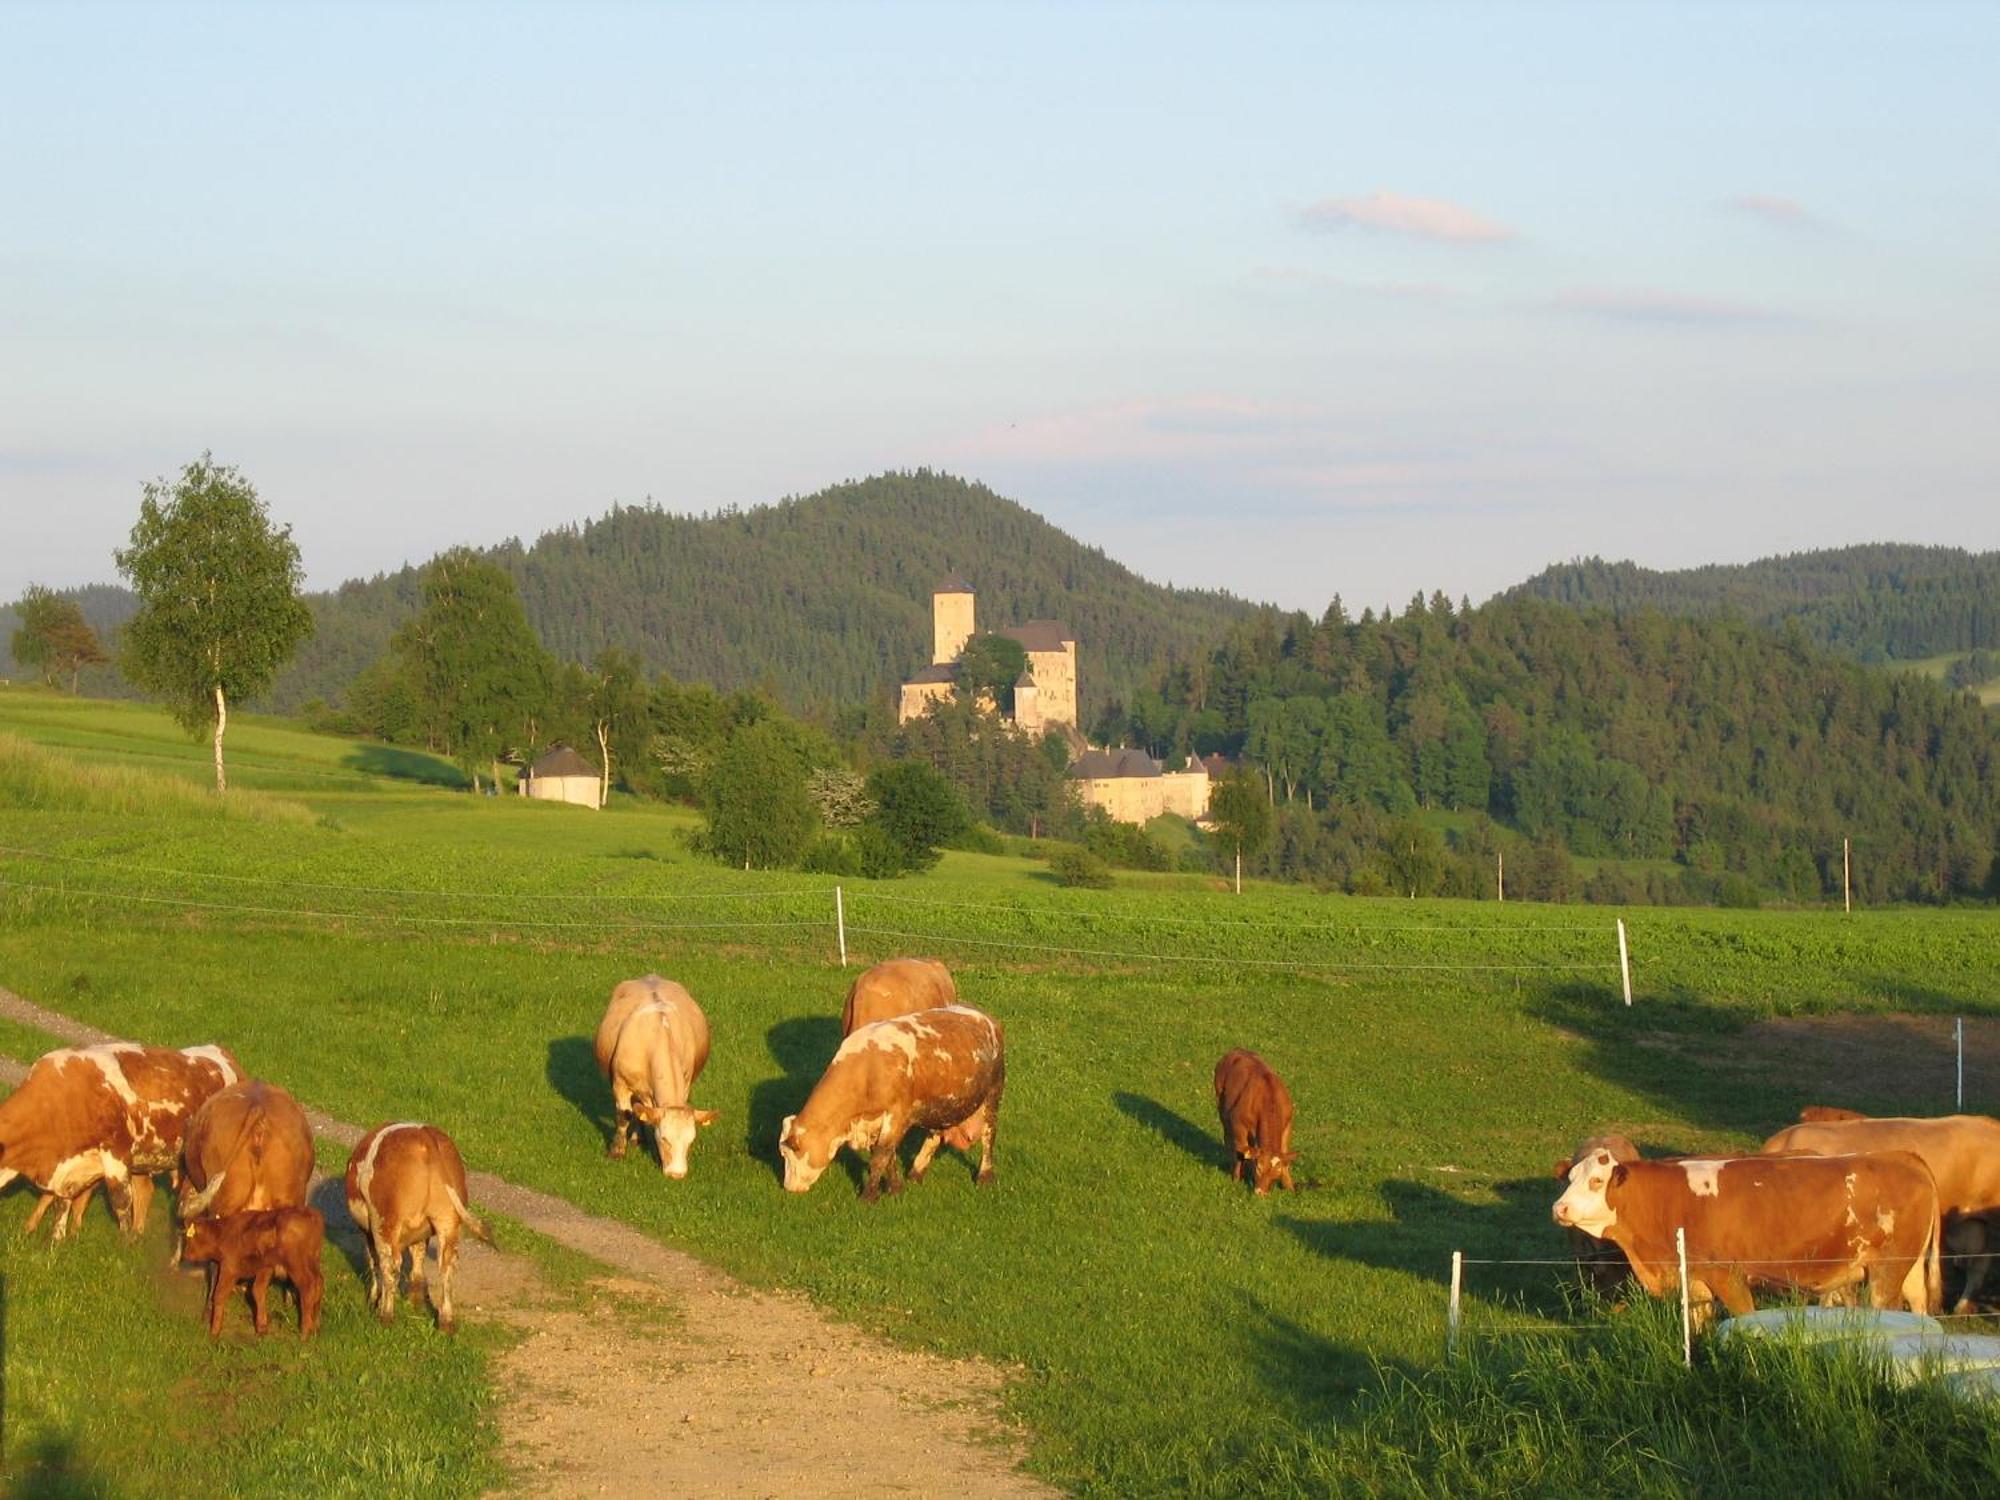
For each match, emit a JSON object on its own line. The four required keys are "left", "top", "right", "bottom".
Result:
{"left": 1251, "top": 1150, "right": 1298, "bottom": 1194}
{"left": 778, "top": 1114, "right": 831, "bottom": 1193}
{"left": 180, "top": 1217, "right": 223, "bottom": 1266}
{"left": 1552, "top": 1149, "right": 1623, "bottom": 1237}
{"left": 632, "top": 1104, "right": 719, "bottom": 1178}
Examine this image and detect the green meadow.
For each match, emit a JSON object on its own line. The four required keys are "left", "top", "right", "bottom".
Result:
{"left": 3, "top": 687, "right": 1999, "bottom": 1495}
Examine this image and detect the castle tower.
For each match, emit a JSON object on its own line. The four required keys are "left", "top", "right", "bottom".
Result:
{"left": 932, "top": 575, "right": 975, "bottom": 665}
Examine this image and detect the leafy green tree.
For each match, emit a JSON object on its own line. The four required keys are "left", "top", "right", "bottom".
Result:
{"left": 865, "top": 760, "right": 971, "bottom": 873}
{"left": 806, "top": 766, "right": 873, "bottom": 828}
{"left": 1208, "top": 771, "right": 1274, "bottom": 894}
{"left": 700, "top": 720, "right": 816, "bottom": 869}
{"left": 393, "top": 549, "right": 553, "bottom": 790}
{"left": 1375, "top": 816, "right": 1446, "bottom": 898}
{"left": 10, "top": 586, "right": 107, "bottom": 693}
{"left": 580, "top": 648, "right": 650, "bottom": 806}
{"left": 114, "top": 455, "right": 312, "bottom": 792}
{"left": 957, "top": 634, "right": 1028, "bottom": 717}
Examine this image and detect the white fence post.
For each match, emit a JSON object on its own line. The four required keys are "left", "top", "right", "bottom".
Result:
{"left": 1958, "top": 1016, "right": 1965, "bottom": 1112}
{"left": 1677, "top": 1227, "right": 1692, "bottom": 1368}
{"left": 1448, "top": 1250, "right": 1463, "bottom": 1359}
{"left": 835, "top": 885, "right": 847, "bottom": 968}
{"left": 1617, "top": 919, "right": 1632, "bottom": 1006}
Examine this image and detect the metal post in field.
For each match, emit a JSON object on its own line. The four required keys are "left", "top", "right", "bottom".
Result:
{"left": 1843, "top": 837, "right": 1851, "bottom": 915}
{"left": 835, "top": 885, "right": 847, "bottom": 968}
{"left": 1496, "top": 851, "right": 1504, "bottom": 903}
{"left": 1958, "top": 1016, "right": 1965, "bottom": 1112}
{"left": 1677, "top": 1227, "right": 1692, "bottom": 1368}
{"left": 1617, "top": 918, "right": 1632, "bottom": 1006}
{"left": 1448, "top": 1250, "right": 1463, "bottom": 1359}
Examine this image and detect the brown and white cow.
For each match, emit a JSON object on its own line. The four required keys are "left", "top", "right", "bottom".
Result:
{"left": 176, "top": 1080, "right": 314, "bottom": 1263}
{"left": 840, "top": 957, "right": 959, "bottom": 1036}
{"left": 0, "top": 1041, "right": 241, "bottom": 1240}
{"left": 595, "top": 976, "right": 717, "bottom": 1178}
{"left": 1762, "top": 1112, "right": 2000, "bottom": 1311}
{"left": 1551, "top": 1132, "right": 1642, "bottom": 1294}
{"left": 1553, "top": 1148, "right": 1942, "bottom": 1320}
{"left": 345, "top": 1122, "right": 495, "bottom": 1331}
{"left": 181, "top": 1206, "right": 325, "bottom": 1338}
{"left": 779, "top": 1005, "right": 1003, "bottom": 1201}
{"left": 1214, "top": 1049, "right": 1297, "bottom": 1194}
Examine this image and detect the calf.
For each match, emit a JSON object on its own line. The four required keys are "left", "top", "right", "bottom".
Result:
{"left": 840, "top": 957, "right": 959, "bottom": 1036}
{"left": 595, "top": 976, "right": 717, "bottom": 1178}
{"left": 1554, "top": 1149, "right": 1942, "bottom": 1320}
{"left": 346, "top": 1122, "right": 494, "bottom": 1331}
{"left": 0, "top": 1042, "right": 240, "bottom": 1241}
{"left": 181, "top": 1206, "right": 325, "bottom": 1338}
{"left": 1214, "top": 1049, "right": 1296, "bottom": 1194}
{"left": 780, "top": 1005, "right": 1003, "bottom": 1201}
{"left": 1763, "top": 1111, "right": 2000, "bottom": 1311}
{"left": 176, "top": 1080, "right": 314, "bottom": 1263}
{"left": 1551, "top": 1133, "right": 1641, "bottom": 1295}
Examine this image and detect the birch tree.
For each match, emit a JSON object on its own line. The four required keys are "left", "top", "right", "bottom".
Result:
{"left": 115, "top": 455, "right": 312, "bottom": 793}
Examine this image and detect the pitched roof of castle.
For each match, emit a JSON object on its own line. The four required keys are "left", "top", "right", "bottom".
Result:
{"left": 1011, "top": 619, "right": 1074, "bottom": 651}
{"left": 1068, "top": 747, "right": 1163, "bottom": 780}
{"left": 905, "top": 662, "right": 958, "bottom": 684}
{"left": 934, "top": 573, "right": 974, "bottom": 595}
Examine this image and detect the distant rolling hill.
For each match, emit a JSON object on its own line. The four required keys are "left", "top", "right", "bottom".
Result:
{"left": 4, "top": 471, "right": 1260, "bottom": 720}
{"left": 1508, "top": 544, "right": 2000, "bottom": 663}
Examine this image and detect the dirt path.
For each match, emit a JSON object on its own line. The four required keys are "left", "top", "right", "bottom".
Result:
{"left": 0, "top": 985, "right": 1055, "bottom": 1499}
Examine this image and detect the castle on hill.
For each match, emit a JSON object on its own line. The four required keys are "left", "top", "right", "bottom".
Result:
{"left": 897, "top": 577, "right": 1213, "bottom": 825}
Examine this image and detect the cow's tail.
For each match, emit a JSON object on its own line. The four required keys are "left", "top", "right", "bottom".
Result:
{"left": 445, "top": 1182, "right": 496, "bottom": 1247}
{"left": 1926, "top": 1208, "right": 1943, "bottom": 1314}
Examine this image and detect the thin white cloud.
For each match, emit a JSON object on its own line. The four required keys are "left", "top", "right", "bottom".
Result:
{"left": 1249, "top": 266, "right": 1459, "bottom": 302}
{"left": 1296, "top": 191, "right": 1516, "bottom": 244}
{"left": 1723, "top": 194, "right": 1831, "bottom": 232}
{"left": 1550, "top": 287, "right": 1803, "bottom": 328}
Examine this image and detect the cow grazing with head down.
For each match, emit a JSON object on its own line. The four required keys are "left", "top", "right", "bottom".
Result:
{"left": 175, "top": 1081, "right": 314, "bottom": 1263}
{"left": 1552, "top": 1133, "right": 1641, "bottom": 1294}
{"left": 1214, "top": 1050, "right": 1296, "bottom": 1194}
{"left": 1553, "top": 1148, "right": 1941, "bottom": 1320}
{"left": 1762, "top": 1111, "right": 2000, "bottom": 1311}
{"left": 181, "top": 1206, "right": 324, "bottom": 1338}
{"left": 779, "top": 1005, "right": 1003, "bottom": 1201}
{"left": 840, "top": 957, "right": 959, "bottom": 1036}
{"left": 345, "top": 1122, "right": 494, "bottom": 1331}
{"left": 594, "top": 976, "right": 717, "bottom": 1178}
{"left": 0, "top": 1041, "right": 241, "bottom": 1241}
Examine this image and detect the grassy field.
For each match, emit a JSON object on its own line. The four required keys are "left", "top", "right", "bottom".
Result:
{"left": 1904, "top": 652, "right": 2000, "bottom": 707}
{"left": 3, "top": 686, "right": 1999, "bottom": 1495}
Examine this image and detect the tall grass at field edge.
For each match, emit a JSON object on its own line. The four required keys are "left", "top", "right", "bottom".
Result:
{"left": 0, "top": 732, "right": 316, "bottom": 825}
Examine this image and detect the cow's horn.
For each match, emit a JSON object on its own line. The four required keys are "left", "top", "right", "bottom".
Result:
{"left": 182, "top": 1169, "right": 227, "bottom": 1217}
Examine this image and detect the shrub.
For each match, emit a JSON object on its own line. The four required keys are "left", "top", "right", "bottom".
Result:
{"left": 799, "top": 834, "right": 861, "bottom": 876}
{"left": 855, "top": 824, "right": 907, "bottom": 880}
{"left": 1048, "top": 844, "right": 1113, "bottom": 889}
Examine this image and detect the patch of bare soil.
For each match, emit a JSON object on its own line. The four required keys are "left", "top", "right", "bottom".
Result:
{"left": 0, "top": 985, "right": 1054, "bottom": 1499}
{"left": 1736, "top": 1011, "right": 2000, "bottom": 1116}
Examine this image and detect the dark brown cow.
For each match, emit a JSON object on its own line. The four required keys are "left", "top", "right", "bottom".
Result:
{"left": 839, "top": 958, "right": 959, "bottom": 1036}
{"left": 1551, "top": 1133, "right": 1641, "bottom": 1294}
{"left": 1763, "top": 1111, "right": 2000, "bottom": 1311}
{"left": 345, "top": 1122, "right": 495, "bottom": 1331}
{"left": 0, "top": 1042, "right": 241, "bottom": 1240}
{"left": 181, "top": 1207, "right": 325, "bottom": 1338}
{"left": 1214, "top": 1050, "right": 1296, "bottom": 1194}
{"left": 176, "top": 1081, "right": 314, "bottom": 1264}
{"left": 1554, "top": 1149, "right": 1941, "bottom": 1319}
{"left": 779, "top": 1005, "right": 1003, "bottom": 1201}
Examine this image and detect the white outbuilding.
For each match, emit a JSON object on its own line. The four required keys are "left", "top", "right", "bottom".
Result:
{"left": 519, "top": 745, "right": 601, "bottom": 809}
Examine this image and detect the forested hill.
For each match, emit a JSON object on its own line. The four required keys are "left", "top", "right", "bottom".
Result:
{"left": 271, "top": 471, "right": 1257, "bottom": 718}
{"left": 1509, "top": 544, "right": 2000, "bottom": 662}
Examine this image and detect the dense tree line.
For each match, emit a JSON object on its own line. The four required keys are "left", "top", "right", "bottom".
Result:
{"left": 1512, "top": 544, "right": 2000, "bottom": 663}
{"left": 1098, "top": 595, "right": 2000, "bottom": 905}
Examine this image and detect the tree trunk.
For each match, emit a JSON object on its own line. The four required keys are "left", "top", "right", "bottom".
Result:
{"left": 596, "top": 720, "right": 611, "bottom": 809}
{"left": 211, "top": 684, "right": 228, "bottom": 794}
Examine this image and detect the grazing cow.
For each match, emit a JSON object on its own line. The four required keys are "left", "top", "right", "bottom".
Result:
{"left": 176, "top": 1081, "right": 314, "bottom": 1265}
{"left": 1553, "top": 1149, "right": 1941, "bottom": 1320}
{"left": 779, "top": 1005, "right": 1003, "bottom": 1201}
{"left": 0, "top": 1042, "right": 241, "bottom": 1241}
{"left": 1762, "top": 1112, "right": 2000, "bottom": 1311}
{"left": 1799, "top": 1105, "right": 1870, "bottom": 1124}
{"left": 181, "top": 1206, "right": 325, "bottom": 1338}
{"left": 839, "top": 957, "right": 959, "bottom": 1036}
{"left": 1551, "top": 1133, "right": 1642, "bottom": 1294}
{"left": 1213, "top": 1050, "right": 1297, "bottom": 1194}
{"left": 595, "top": 976, "right": 717, "bottom": 1178}
{"left": 345, "top": 1122, "right": 495, "bottom": 1331}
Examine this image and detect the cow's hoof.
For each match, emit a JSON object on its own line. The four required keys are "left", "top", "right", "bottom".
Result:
{"left": 606, "top": 1145, "right": 626, "bottom": 1160}
{"left": 975, "top": 1171, "right": 996, "bottom": 1188}
{"left": 437, "top": 1316, "right": 456, "bottom": 1334}
{"left": 376, "top": 1309, "right": 394, "bottom": 1325}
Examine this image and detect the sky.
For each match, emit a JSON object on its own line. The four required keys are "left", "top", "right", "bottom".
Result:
{"left": 4, "top": 0, "right": 1997, "bottom": 614}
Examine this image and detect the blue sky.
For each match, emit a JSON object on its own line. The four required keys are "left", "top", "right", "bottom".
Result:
{"left": 4, "top": 1, "right": 1996, "bottom": 612}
